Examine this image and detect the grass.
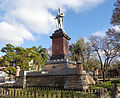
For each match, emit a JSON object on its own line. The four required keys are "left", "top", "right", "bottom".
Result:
{"left": 89, "top": 79, "right": 120, "bottom": 89}
{"left": 89, "top": 79, "right": 120, "bottom": 97}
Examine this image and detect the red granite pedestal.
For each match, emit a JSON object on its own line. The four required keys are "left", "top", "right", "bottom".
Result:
{"left": 50, "top": 28, "right": 71, "bottom": 60}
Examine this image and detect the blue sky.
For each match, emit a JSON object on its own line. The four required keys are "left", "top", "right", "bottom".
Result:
{"left": 0, "top": 0, "right": 116, "bottom": 56}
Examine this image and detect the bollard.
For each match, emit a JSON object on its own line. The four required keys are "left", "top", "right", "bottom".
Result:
{"left": 77, "top": 61, "right": 83, "bottom": 75}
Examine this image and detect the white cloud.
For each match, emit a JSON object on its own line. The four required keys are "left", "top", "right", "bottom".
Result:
{"left": 0, "top": 21, "right": 34, "bottom": 45}
{"left": 0, "top": 0, "right": 105, "bottom": 44}
{"left": 92, "top": 31, "right": 106, "bottom": 37}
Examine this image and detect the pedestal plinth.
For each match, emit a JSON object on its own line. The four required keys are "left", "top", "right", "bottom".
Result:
{"left": 50, "top": 29, "right": 71, "bottom": 60}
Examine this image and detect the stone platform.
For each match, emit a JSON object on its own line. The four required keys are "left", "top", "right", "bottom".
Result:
{"left": 15, "top": 73, "right": 95, "bottom": 90}
{"left": 14, "top": 59, "right": 95, "bottom": 90}
{"left": 43, "top": 59, "right": 76, "bottom": 73}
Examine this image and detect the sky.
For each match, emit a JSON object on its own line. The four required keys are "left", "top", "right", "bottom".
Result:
{"left": 0, "top": 0, "right": 116, "bottom": 56}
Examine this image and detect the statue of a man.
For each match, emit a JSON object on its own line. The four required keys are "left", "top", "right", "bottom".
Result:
{"left": 55, "top": 8, "right": 64, "bottom": 29}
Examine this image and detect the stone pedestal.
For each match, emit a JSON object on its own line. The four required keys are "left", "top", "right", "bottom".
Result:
{"left": 16, "top": 66, "right": 20, "bottom": 77}
{"left": 77, "top": 61, "right": 83, "bottom": 75}
{"left": 50, "top": 29, "right": 71, "bottom": 60}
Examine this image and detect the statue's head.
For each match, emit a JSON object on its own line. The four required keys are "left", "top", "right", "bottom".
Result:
{"left": 58, "top": 8, "right": 61, "bottom": 12}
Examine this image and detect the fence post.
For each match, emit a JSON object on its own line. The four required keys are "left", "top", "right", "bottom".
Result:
{"left": 55, "top": 89, "right": 58, "bottom": 98}
{"left": 61, "top": 89, "right": 63, "bottom": 98}
{"left": 14, "top": 89, "right": 15, "bottom": 97}
{"left": 51, "top": 92, "right": 53, "bottom": 98}
{"left": 46, "top": 89, "right": 49, "bottom": 98}
{"left": 42, "top": 91, "right": 44, "bottom": 98}
{"left": 71, "top": 90, "right": 74, "bottom": 98}
{"left": 34, "top": 87, "right": 36, "bottom": 98}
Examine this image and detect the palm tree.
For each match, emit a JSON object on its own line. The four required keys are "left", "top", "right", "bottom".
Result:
{"left": 31, "top": 46, "right": 48, "bottom": 71}
{"left": 32, "top": 46, "right": 48, "bottom": 60}
{"left": 70, "top": 38, "right": 85, "bottom": 62}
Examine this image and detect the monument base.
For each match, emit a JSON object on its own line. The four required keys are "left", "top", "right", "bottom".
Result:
{"left": 14, "top": 73, "right": 95, "bottom": 90}
{"left": 64, "top": 74, "right": 95, "bottom": 90}
{"left": 50, "top": 54, "right": 70, "bottom": 60}
{"left": 44, "top": 59, "right": 76, "bottom": 73}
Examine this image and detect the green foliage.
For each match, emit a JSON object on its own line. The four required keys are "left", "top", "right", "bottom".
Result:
{"left": 1, "top": 43, "right": 14, "bottom": 53}
{"left": 31, "top": 46, "right": 48, "bottom": 71}
{"left": 111, "top": 79, "right": 120, "bottom": 84}
{"left": 4, "top": 66, "right": 16, "bottom": 75}
{"left": 70, "top": 38, "right": 100, "bottom": 71}
{"left": 84, "top": 57, "right": 101, "bottom": 71}
{"left": 0, "top": 57, "right": 7, "bottom": 67}
{"left": 70, "top": 38, "right": 86, "bottom": 62}
{"left": 0, "top": 43, "right": 48, "bottom": 74}
{"left": 89, "top": 79, "right": 120, "bottom": 90}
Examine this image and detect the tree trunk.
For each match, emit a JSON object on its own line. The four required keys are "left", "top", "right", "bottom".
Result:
{"left": 101, "top": 64, "right": 105, "bottom": 82}
{"left": 103, "top": 71, "right": 105, "bottom": 82}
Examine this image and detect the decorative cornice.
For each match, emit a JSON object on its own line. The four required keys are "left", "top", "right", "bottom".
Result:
{"left": 45, "top": 59, "right": 76, "bottom": 65}
{"left": 50, "top": 29, "right": 71, "bottom": 40}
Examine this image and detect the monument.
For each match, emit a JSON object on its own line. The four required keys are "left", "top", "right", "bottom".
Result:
{"left": 43, "top": 8, "right": 76, "bottom": 73}
{"left": 15, "top": 8, "right": 95, "bottom": 89}
{"left": 41, "top": 8, "right": 95, "bottom": 89}
{"left": 50, "top": 8, "right": 70, "bottom": 60}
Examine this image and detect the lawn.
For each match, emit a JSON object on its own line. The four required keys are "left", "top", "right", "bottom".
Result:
{"left": 89, "top": 79, "right": 120, "bottom": 90}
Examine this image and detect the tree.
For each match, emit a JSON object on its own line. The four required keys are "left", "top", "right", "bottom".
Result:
{"left": 0, "top": 57, "right": 6, "bottom": 67}
{"left": 70, "top": 38, "right": 85, "bottom": 62}
{"left": 89, "top": 35, "right": 119, "bottom": 81}
{"left": 111, "top": 0, "right": 120, "bottom": 26}
{"left": 14, "top": 47, "right": 32, "bottom": 71}
{"left": 1, "top": 44, "right": 48, "bottom": 74}
{"left": 83, "top": 42, "right": 92, "bottom": 71}
{"left": 110, "top": 0, "right": 120, "bottom": 55}
{"left": 70, "top": 38, "right": 100, "bottom": 71}
{"left": 1, "top": 43, "right": 14, "bottom": 53}
{"left": 106, "top": 28, "right": 120, "bottom": 55}
{"left": 1, "top": 44, "right": 16, "bottom": 74}
{"left": 84, "top": 57, "right": 100, "bottom": 72}
{"left": 31, "top": 46, "right": 48, "bottom": 71}
{"left": 106, "top": 60, "right": 120, "bottom": 77}
{"left": 32, "top": 46, "right": 47, "bottom": 60}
